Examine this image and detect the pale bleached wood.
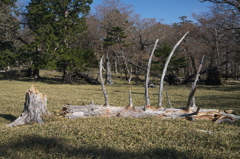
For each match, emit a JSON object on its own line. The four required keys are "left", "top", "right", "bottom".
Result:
{"left": 128, "top": 90, "right": 133, "bottom": 107}
{"left": 158, "top": 32, "right": 189, "bottom": 107}
{"left": 186, "top": 56, "right": 205, "bottom": 110}
{"left": 61, "top": 104, "right": 240, "bottom": 124}
{"left": 145, "top": 39, "right": 159, "bottom": 109}
{"left": 166, "top": 90, "right": 173, "bottom": 108}
{"left": 7, "top": 85, "right": 50, "bottom": 127}
{"left": 99, "top": 55, "right": 109, "bottom": 106}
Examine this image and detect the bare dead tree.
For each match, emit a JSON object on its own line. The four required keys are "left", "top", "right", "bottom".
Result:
{"left": 158, "top": 31, "right": 189, "bottom": 107}
{"left": 200, "top": 0, "right": 240, "bottom": 12}
{"left": 144, "top": 39, "right": 159, "bottom": 109}
{"left": 185, "top": 88, "right": 197, "bottom": 111}
{"left": 166, "top": 90, "right": 173, "bottom": 108}
{"left": 105, "top": 51, "right": 113, "bottom": 86}
{"left": 186, "top": 56, "right": 205, "bottom": 110}
{"left": 100, "top": 56, "right": 109, "bottom": 106}
{"left": 122, "top": 55, "right": 133, "bottom": 83}
{"left": 128, "top": 90, "right": 133, "bottom": 108}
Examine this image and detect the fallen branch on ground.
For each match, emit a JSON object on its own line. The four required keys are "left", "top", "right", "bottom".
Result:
{"left": 60, "top": 104, "right": 240, "bottom": 124}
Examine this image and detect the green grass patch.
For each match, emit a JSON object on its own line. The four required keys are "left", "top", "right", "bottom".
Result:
{"left": 0, "top": 74, "right": 240, "bottom": 158}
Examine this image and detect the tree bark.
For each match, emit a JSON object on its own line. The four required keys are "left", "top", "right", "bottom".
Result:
{"left": 61, "top": 104, "right": 240, "bottom": 125}
{"left": 123, "top": 57, "right": 132, "bottom": 83}
{"left": 33, "top": 69, "right": 40, "bottom": 79}
{"left": 26, "top": 68, "right": 40, "bottom": 79}
{"left": 76, "top": 72, "right": 100, "bottom": 85}
{"left": 127, "top": 90, "right": 133, "bottom": 108}
{"left": 158, "top": 31, "right": 189, "bottom": 107}
{"left": 63, "top": 71, "right": 73, "bottom": 84}
{"left": 114, "top": 59, "right": 118, "bottom": 74}
{"left": 225, "top": 50, "right": 229, "bottom": 80}
{"left": 190, "top": 55, "right": 197, "bottom": 75}
{"left": 7, "top": 85, "right": 50, "bottom": 127}
{"left": 145, "top": 39, "right": 159, "bottom": 109}
{"left": 186, "top": 56, "right": 205, "bottom": 110}
{"left": 105, "top": 51, "right": 113, "bottom": 85}
{"left": 100, "top": 56, "right": 109, "bottom": 106}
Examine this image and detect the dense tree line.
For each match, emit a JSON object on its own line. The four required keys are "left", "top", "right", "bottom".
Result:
{"left": 0, "top": 0, "right": 239, "bottom": 84}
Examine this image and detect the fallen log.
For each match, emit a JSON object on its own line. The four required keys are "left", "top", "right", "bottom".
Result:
{"left": 60, "top": 104, "right": 240, "bottom": 124}
{"left": 7, "top": 85, "right": 50, "bottom": 127}
{"left": 75, "top": 72, "right": 100, "bottom": 85}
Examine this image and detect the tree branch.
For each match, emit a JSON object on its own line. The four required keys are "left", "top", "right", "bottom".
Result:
{"left": 144, "top": 39, "right": 159, "bottom": 109}
{"left": 99, "top": 56, "right": 109, "bottom": 106}
{"left": 158, "top": 31, "right": 189, "bottom": 107}
{"left": 185, "top": 56, "right": 205, "bottom": 110}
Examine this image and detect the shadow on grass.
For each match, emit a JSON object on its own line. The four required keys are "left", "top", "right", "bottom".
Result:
{"left": 0, "top": 73, "right": 65, "bottom": 85}
{"left": 0, "top": 72, "right": 94, "bottom": 85}
{"left": 0, "top": 114, "right": 17, "bottom": 122}
{"left": 0, "top": 135, "right": 204, "bottom": 159}
{"left": 0, "top": 72, "right": 62, "bottom": 84}
{"left": 199, "top": 84, "right": 240, "bottom": 92}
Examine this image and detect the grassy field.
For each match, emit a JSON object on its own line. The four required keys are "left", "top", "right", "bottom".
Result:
{"left": 0, "top": 71, "right": 239, "bottom": 158}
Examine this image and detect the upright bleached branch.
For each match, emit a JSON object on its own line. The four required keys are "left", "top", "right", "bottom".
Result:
{"left": 99, "top": 55, "right": 109, "bottom": 106}
{"left": 144, "top": 39, "right": 159, "bottom": 109}
{"left": 166, "top": 90, "right": 173, "bottom": 108}
{"left": 186, "top": 56, "right": 205, "bottom": 110}
{"left": 158, "top": 31, "right": 189, "bottom": 107}
{"left": 186, "top": 87, "right": 196, "bottom": 111}
{"left": 128, "top": 90, "right": 133, "bottom": 107}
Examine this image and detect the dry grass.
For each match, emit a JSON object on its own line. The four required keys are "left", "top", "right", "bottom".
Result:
{"left": 0, "top": 71, "right": 239, "bottom": 158}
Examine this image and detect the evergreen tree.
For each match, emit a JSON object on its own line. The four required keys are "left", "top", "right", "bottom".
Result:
{"left": 103, "top": 26, "right": 128, "bottom": 85}
{"left": 0, "top": 0, "right": 18, "bottom": 70}
{"left": 26, "top": 0, "right": 93, "bottom": 83}
{"left": 152, "top": 41, "right": 186, "bottom": 74}
{"left": 0, "top": 42, "right": 16, "bottom": 69}
{"left": 103, "top": 26, "right": 128, "bottom": 46}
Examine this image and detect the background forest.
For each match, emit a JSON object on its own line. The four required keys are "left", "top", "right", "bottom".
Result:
{"left": 0, "top": 0, "right": 239, "bottom": 85}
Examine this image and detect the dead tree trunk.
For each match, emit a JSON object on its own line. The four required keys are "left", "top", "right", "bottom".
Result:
{"left": 100, "top": 56, "right": 109, "bottom": 106}
{"left": 7, "top": 85, "right": 50, "bottom": 127}
{"left": 186, "top": 56, "right": 205, "bottom": 111}
{"left": 76, "top": 72, "right": 100, "bottom": 85}
{"left": 105, "top": 51, "right": 113, "bottom": 85}
{"left": 190, "top": 55, "right": 197, "bottom": 75}
{"left": 158, "top": 31, "right": 189, "bottom": 107}
{"left": 63, "top": 71, "right": 73, "bottom": 84}
{"left": 122, "top": 55, "right": 132, "bottom": 83}
{"left": 145, "top": 39, "right": 159, "bottom": 109}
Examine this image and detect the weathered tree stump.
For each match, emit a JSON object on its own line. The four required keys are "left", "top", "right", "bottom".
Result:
{"left": 7, "top": 85, "right": 50, "bottom": 127}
